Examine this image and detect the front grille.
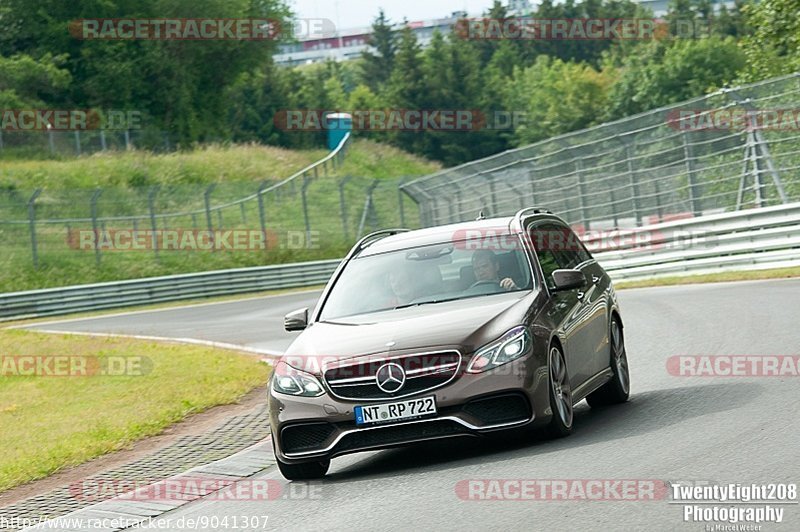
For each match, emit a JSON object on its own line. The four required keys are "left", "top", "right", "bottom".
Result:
{"left": 335, "top": 419, "right": 469, "bottom": 453}
{"left": 324, "top": 351, "right": 461, "bottom": 401}
{"left": 281, "top": 422, "right": 337, "bottom": 453}
{"left": 462, "top": 393, "right": 531, "bottom": 425}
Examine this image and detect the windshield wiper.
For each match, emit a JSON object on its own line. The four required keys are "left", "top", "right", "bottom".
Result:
{"left": 394, "top": 297, "right": 463, "bottom": 310}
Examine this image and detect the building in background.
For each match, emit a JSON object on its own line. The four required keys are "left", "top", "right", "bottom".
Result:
{"left": 274, "top": 0, "right": 733, "bottom": 66}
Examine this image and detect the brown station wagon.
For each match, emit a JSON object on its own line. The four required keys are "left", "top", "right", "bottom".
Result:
{"left": 269, "top": 208, "right": 630, "bottom": 480}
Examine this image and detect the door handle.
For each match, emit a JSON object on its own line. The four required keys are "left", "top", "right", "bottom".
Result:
{"left": 592, "top": 275, "right": 600, "bottom": 284}
{"left": 577, "top": 291, "right": 585, "bottom": 300}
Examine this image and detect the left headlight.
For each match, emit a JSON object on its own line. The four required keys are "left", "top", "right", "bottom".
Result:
{"left": 272, "top": 361, "right": 325, "bottom": 397}
{"left": 467, "top": 326, "right": 532, "bottom": 373}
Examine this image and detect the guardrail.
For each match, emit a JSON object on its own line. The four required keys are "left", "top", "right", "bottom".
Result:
{"left": 592, "top": 202, "right": 800, "bottom": 280}
{"left": 0, "top": 259, "right": 340, "bottom": 321}
{"left": 2, "top": 203, "right": 799, "bottom": 321}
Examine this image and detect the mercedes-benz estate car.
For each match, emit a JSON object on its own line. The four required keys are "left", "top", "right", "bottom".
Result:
{"left": 269, "top": 208, "right": 630, "bottom": 480}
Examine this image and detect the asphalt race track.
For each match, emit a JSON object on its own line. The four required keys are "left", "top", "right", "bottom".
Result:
{"left": 24, "top": 279, "right": 800, "bottom": 530}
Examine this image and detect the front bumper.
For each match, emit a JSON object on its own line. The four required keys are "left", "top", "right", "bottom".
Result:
{"left": 269, "top": 354, "right": 552, "bottom": 463}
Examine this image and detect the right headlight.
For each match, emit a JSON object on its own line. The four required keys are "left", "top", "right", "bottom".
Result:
{"left": 271, "top": 361, "right": 325, "bottom": 397}
{"left": 467, "top": 326, "right": 532, "bottom": 373}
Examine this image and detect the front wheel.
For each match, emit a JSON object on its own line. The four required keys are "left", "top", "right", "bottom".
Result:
{"left": 545, "top": 343, "right": 573, "bottom": 438}
{"left": 587, "top": 317, "right": 630, "bottom": 407}
{"left": 273, "top": 438, "right": 330, "bottom": 480}
{"left": 276, "top": 457, "right": 330, "bottom": 481}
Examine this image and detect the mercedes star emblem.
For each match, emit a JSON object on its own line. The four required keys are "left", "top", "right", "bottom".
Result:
{"left": 375, "top": 362, "right": 406, "bottom": 393}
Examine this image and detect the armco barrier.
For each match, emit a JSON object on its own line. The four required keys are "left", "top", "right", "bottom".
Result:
{"left": 0, "top": 259, "right": 340, "bottom": 321}
{"left": 2, "top": 204, "right": 799, "bottom": 321}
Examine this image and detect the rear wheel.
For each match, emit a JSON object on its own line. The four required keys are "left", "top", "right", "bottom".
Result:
{"left": 587, "top": 317, "right": 630, "bottom": 407}
{"left": 546, "top": 343, "right": 573, "bottom": 438}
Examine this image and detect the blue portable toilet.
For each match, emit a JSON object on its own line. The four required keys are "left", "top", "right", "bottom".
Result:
{"left": 326, "top": 112, "right": 352, "bottom": 150}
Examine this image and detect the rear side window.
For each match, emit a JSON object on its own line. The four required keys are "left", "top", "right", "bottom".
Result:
{"left": 528, "top": 223, "right": 592, "bottom": 288}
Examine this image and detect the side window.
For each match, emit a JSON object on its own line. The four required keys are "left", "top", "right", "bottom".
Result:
{"left": 529, "top": 225, "right": 562, "bottom": 290}
{"left": 543, "top": 223, "right": 593, "bottom": 269}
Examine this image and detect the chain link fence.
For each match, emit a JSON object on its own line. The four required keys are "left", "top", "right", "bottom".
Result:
{"left": 0, "top": 134, "right": 421, "bottom": 288}
{"left": 402, "top": 73, "right": 800, "bottom": 231}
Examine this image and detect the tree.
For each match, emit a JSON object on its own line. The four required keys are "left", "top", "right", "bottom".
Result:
{"left": 506, "top": 56, "right": 614, "bottom": 146}
{"left": 738, "top": 0, "right": 800, "bottom": 82}
{"left": 386, "top": 25, "right": 425, "bottom": 154}
{"left": 0, "top": 53, "right": 71, "bottom": 107}
{"left": 360, "top": 9, "right": 396, "bottom": 92}
{"left": 606, "top": 37, "right": 745, "bottom": 119}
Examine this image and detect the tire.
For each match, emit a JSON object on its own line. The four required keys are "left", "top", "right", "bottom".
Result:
{"left": 276, "top": 457, "right": 330, "bottom": 481}
{"left": 272, "top": 438, "right": 330, "bottom": 480}
{"left": 545, "top": 343, "right": 573, "bottom": 438}
{"left": 587, "top": 316, "right": 630, "bottom": 407}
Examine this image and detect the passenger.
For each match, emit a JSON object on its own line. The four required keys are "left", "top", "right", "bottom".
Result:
{"left": 471, "top": 249, "right": 518, "bottom": 291}
{"left": 387, "top": 264, "right": 417, "bottom": 307}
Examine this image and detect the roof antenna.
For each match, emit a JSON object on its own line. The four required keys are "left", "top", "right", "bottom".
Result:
{"left": 476, "top": 210, "right": 486, "bottom": 221}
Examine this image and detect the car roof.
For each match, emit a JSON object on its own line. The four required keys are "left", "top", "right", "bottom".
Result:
{"left": 358, "top": 217, "right": 514, "bottom": 256}
{"left": 359, "top": 213, "right": 564, "bottom": 256}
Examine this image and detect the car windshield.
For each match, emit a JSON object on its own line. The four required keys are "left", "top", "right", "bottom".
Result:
{"left": 319, "top": 237, "right": 534, "bottom": 320}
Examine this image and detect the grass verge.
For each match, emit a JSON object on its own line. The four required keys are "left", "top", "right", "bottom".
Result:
{"left": 0, "top": 329, "right": 270, "bottom": 492}
{"left": 614, "top": 266, "right": 800, "bottom": 289}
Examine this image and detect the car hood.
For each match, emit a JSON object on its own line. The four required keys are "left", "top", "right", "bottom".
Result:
{"left": 282, "top": 290, "right": 541, "bottom": 374}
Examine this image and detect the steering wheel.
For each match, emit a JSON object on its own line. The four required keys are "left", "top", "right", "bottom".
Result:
{"left": 468, "top": 279, "right": 501, "bottom": 290}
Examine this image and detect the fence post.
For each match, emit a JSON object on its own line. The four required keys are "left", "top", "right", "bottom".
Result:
{"left": 682, "top": 132, "right": 702, "bottom": 217}
{"left": 654, "top": 179, "right": 664, "bottom": 222}
{"left": 609, "top": 188, "right": 619, "bottom": 228}
{"left": 488, "top": 174, "right": 498, "bottom": 216}
{"left": 357, "top": 180, "right": 380, "bottom": 238}
{"left": 124, "top": 130, "right": 131, "bottom": 151}
{"left": 0, "top": 130, "right": 4, "bottom": 150}
{"left": 729, "top": 90, "right": 788, "bottom": 204}
{"left": 257, "top": 181, "right": 268, "bottom": 243}
{"left": 575, "top": 159, "right": 590, "bottom": 231}
{"left": 147, "top": 187, "right": 159, "bottom": 259}
{"left": 74, "top": 131, "right": 81, "bottom": 156}
{"left": 527, "top": 168, "right": 537, "bottom": 207}
{"left": 624, "top": 142, "right": 642, "bottom": 226}
{"left": 339, "top": 176, "right": 352, "bottom": 240}
{"left": 27, "top": 189, "right": 42, "bottom": 269}
{"left": 47, "top": 125, "right": 55, "bottom": 155}
{"left": 397, "top": 179, "right": 406, "bottom": 228}
{"left": 301, "top": 176, "right": 312, "bottom": 247}
{"left": 240, "top": 202, "right": 247, "bottom": 224}
{"left": 90, "top": 189, "right": 103, "bottom": 266}
{"left": 204, "top": 184, "right": 216, "bottom": 249}
{"left": 100, "top": 130, "right": 107, "bottom": 151}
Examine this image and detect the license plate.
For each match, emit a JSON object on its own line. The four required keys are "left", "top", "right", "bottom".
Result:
{"left": 354, "top": 396, "right": 437, "bottom": 426}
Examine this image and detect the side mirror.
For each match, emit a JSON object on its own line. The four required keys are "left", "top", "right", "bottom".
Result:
{"left": 551, "top": 269, "right": 587, "bottom": 292}
{"left": 284, "top": 308, "right": 309, "bottom": 332}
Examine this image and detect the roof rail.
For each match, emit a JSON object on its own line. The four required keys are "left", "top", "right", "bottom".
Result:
{"left": 351, "top": 228, "right": 410, "bottom": 255}
{"left": 513, "top": 207, "right": 555, "bottom": 229}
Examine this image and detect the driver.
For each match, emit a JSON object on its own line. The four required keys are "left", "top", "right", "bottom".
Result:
{"left": 471, "top": 249, "right": 518, "bottom": 291}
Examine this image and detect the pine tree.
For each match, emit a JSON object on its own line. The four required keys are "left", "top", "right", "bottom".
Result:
{"left": 361, "top": 9, "right": 396, "bottom": 92}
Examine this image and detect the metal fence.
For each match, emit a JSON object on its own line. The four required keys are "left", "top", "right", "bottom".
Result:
{"left": 0, "top": 129, "right": 184, "bottom": 157}
{"left": 4, "top": 202, "right": 799, "bottom": 321}
{"left": 402, "top": 73, "right": 800, "bottom": 230}
{"left": 0, "top": 133, "right": 421, "bottom": 279}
